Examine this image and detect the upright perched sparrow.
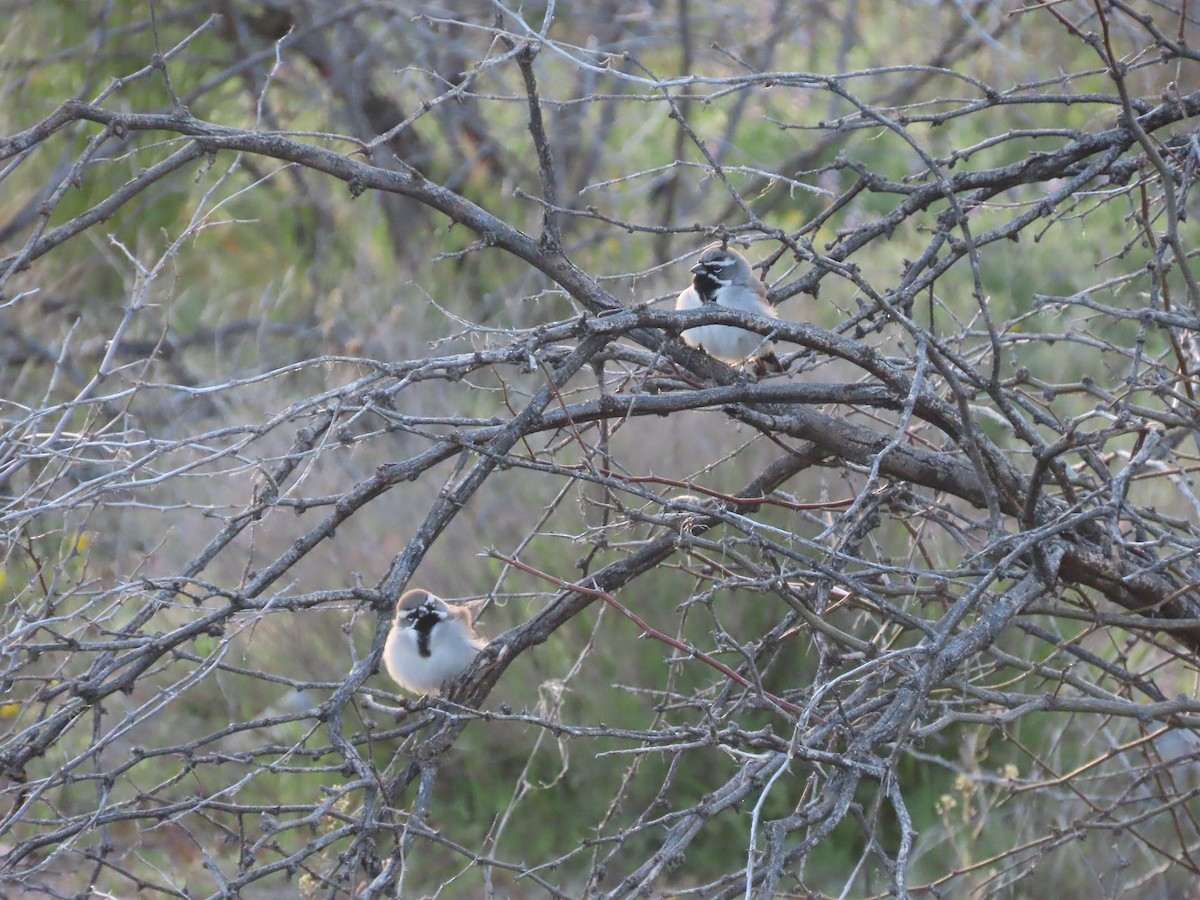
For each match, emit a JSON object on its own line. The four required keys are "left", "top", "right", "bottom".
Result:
{"left": 383, "top": 589, "right": 487, "bottom": 694}
{"left": 675, "top": 242, "right": 780, "bottom": 364}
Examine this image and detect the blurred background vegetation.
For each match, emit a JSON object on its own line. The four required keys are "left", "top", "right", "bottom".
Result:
{"left": 3, "top": 1, "right": 1200, "bottom": 897}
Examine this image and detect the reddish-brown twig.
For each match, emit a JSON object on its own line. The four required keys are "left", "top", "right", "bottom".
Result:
{"left": 490, "top": 551, "right": 812, "bottom": 719}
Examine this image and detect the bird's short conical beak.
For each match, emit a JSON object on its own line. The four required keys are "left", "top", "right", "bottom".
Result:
{"left": 689, "top": 263, "right": 705, "bottom": 275}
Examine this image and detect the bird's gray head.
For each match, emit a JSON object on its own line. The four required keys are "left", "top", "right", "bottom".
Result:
{"left": 689, "top": 243, "right": 753, "bottom": 302}
{"left": 397, "top": 589, "right": 447, "bottom": 625}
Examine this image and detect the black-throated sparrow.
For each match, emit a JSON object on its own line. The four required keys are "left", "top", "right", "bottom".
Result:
{"left": 675, "top": 242, "right": 780, "bottom": 364}
{"left": 383, "top": 589, "right": 486, "bottom": 694}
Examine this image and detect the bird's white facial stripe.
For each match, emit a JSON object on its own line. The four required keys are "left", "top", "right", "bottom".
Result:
{"left": 404, "top": 601, "right": 447, "bottom": 625}
{"left": 699, "top": 256, "right": 737, "bottom": 279}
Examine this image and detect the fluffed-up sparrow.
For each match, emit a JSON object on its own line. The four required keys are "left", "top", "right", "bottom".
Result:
{"left": 383, "top": 589, "right": 486, "bottom": 694}
{"left": 675, "top": 242, "right": 781, "bottom": 366}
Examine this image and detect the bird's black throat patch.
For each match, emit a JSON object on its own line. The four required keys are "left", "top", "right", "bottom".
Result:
{"left": 407, "top": 604, "right": 446, "bottom": 658}
{"left": 692, "top": 269, "right": 728, "bottom": 303}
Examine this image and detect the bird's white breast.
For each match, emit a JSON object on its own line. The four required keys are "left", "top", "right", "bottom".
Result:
{"left": 384, "top": 617, "right": 483, "bottom": 694}
{"left": 675, "top": 285, "right": 778, "bottom": 362}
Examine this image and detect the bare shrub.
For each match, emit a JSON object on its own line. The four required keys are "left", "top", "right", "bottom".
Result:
{"left": 4, "top": 2, "right": 1200, "bottom": 896}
